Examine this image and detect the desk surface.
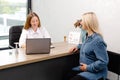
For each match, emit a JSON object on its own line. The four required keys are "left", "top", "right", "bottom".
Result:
{"left": 0, "top": 42, "right": 76, "bottom": 70}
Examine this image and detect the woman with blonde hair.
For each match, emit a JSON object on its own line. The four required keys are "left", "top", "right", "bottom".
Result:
{"left": 19, "top": 12, "right": 50, "bottom": 48}
{"left": 65, "top": 12, "right": 109, "bottom": 80}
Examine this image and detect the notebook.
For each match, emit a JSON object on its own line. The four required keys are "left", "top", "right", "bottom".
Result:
{"left": 26, "top": 38, "right": 51, "bottom": 54}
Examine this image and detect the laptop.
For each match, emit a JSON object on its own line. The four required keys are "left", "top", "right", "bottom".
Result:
{"left": 26, "top": 38, "right": 51, "bottom": 54}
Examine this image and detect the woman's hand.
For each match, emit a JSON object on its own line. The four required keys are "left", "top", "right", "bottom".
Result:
{"left": 21, "top": 44, "right": 26, "bottom": 48}
{"left": 80, "top": 63, "right": 87, "bottom": 71}
{"left": 69, "top": 46, "right": 78, "bottom": 53}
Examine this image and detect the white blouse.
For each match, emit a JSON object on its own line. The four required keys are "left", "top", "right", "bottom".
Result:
{"left": 19, "top": 26, "right": 51, "bottom": 47}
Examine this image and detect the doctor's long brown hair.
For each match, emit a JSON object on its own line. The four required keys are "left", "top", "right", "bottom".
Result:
{"left": 24, "top": 12, "right": 41, "bottom": 29}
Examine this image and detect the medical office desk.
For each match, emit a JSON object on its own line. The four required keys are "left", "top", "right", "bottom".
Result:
{"left": 0, "top": 42, "right": 79, "bottom": 80}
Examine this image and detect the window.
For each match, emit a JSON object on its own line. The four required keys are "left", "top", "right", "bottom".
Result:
{"left": 0, "top": 0, "right": 31, "bottom": 49}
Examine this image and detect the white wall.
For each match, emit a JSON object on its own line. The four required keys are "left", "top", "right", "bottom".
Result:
{"left": 32, "top": 0, "right": 120, "bottom": 53}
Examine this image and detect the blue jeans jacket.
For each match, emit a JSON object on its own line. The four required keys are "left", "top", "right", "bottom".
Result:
{"left": 74, "top": 33, "right": 109, "bottom": 80}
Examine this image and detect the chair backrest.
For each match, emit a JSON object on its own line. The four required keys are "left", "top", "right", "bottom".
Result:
{"left": 107, "top": 51, "right": 120, "bottom": 75}
{"left": 9, "top": 25, "right": 23, "bottom": 48}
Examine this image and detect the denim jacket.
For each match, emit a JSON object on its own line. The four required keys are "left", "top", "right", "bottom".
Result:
{"left": 74, "top": 33, "right": 109, "bottom": 80}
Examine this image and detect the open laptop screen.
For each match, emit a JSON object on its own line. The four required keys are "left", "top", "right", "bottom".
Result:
{"left": 26, "top": 38, "right": 51, "bottom": 54}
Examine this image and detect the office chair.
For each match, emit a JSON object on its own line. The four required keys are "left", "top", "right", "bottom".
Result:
{"left": 99, "top": 51, "right": 120, "bottom": 80}
{"left": 9, "top": 25, "right": 23, "bottom": 49}
{"left": 107, "top": 51, "right": 120, "bottom": 80}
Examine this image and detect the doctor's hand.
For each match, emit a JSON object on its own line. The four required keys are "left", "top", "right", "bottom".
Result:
{"left": 21, "top": 44, "right": 26, "bottom": 49}
{"left": 69, "top": 46, "right": 78, "bottom": 53}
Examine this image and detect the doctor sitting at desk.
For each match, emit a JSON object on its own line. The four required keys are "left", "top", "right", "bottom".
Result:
{"left": 19, "top": 12, "right": 51, "bottom": 48}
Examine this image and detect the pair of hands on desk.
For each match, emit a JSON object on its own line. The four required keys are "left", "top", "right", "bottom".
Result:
{"left": 69, "top": 46, "right": 87, "bottom": 71}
